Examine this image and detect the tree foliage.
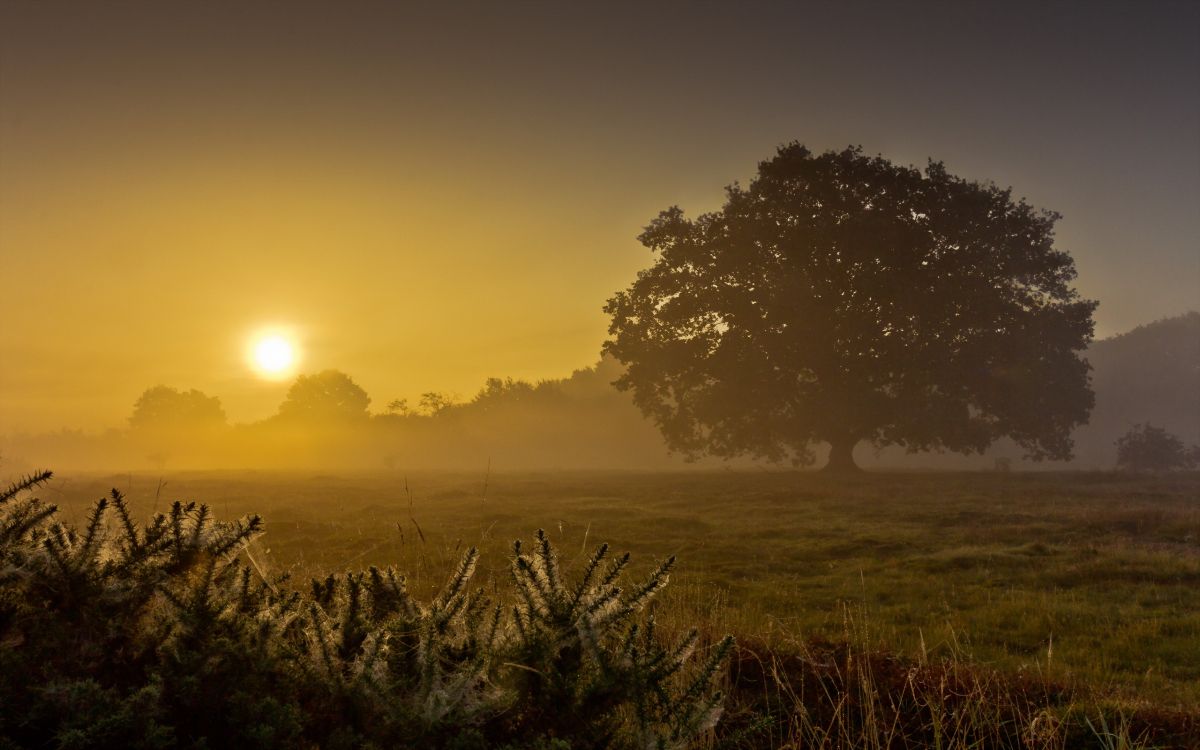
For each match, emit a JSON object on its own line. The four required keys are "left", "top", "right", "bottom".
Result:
{"left": 605, "top": 144, "right": 1097, "bottom": 470}
{"left": 418, "top": 391, "right": 457, "bottom": 416}
{"left": 1114, "top": 423, "right": 1199, "bottom": 473}
{"left": 129, "top": 385, "right": 227, "bottom": 431}
{"left": 278, "top": 370, "right": 371, "bottom": 422}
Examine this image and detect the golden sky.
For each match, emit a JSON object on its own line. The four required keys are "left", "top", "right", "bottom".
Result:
{"left": 2, "top": 2, "right": 1198, "bottom": 432}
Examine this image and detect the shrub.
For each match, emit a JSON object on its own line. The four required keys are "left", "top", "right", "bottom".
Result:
{"left": 1114, "top": 423, "right": 1199, "bottom": 473}
{"left": 0, "top": 471, "right": 731, "bottom": 749}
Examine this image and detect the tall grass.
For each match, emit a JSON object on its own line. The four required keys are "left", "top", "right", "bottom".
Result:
{"left": 711, "top": 604, "right": 1194, "bottom": 749}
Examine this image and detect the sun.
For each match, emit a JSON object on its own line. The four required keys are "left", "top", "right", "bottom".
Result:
{"left": 249, "top": 332, "right": 299, "bottom": 379}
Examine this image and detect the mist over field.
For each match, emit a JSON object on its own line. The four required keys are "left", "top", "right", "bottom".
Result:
{"left": 2, "top": 2, "right": 1198, "bottom": 749}
{"left": 2, "top": 312, "right": 1196, "bottom": 473}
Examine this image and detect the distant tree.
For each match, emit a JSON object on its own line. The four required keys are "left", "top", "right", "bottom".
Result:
{"left": 385, "top": 398, "right": 410, "bottom": 416}
{"left": 129, "top": 386, "right": 226, "bottom": 431}
{"left": 473, "top": 377, "right": 538, "bottom": 405}
{"left": 605, "top": 144, "right": 1098, "bottom": 472}
{"left": 1115, "top": 424, "right": 1199, "bottom": 473}
{"left": 418, "top": 391, "right": 455, "bottom": 416}
{"left": 278, "top": 370, "right": 371, "bottom": 422}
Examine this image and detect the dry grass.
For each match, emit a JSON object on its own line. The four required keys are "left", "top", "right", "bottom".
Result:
{"left": 714, "top": 607, "right": 1198, "bottom": 748}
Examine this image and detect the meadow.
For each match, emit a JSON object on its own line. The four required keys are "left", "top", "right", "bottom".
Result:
{"left": 43, "top": 469, "right": 1200, "bottom": 747}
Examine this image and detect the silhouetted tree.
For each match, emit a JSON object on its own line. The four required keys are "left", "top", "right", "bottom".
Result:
{"left": 605, "top": 144, "right": 1097, "bottom": 472}
{"left": 473, "top": 377, "right": 538, "bottom": 406}
{"left": 129, "top": 385, "right": 226, "bottom": 431}
{"left": 278, "top": 370, "right": 371, "bottom": 421}
{"left": 418, "top": 391, "right": 455, "bottom": 416}
{"left": 1115, "top": 423, "right": 1199, "bottom": 473}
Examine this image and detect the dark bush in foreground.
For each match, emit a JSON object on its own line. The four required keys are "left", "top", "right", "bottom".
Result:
{"left": 0, "top": 471, "right": 731, "bottom": 749}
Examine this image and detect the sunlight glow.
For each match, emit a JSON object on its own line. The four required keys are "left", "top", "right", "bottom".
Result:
{"left": 250, "top": 333, "right": 298, "bottom": 379}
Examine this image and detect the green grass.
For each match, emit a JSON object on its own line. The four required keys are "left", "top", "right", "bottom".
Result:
{"left": 46, "top": 469, "right": 1200, "bottom": 716}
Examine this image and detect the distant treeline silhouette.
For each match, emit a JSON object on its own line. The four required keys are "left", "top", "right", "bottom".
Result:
{"left": 2, "top": 314, "right": 1196, "bottom": 472}
{"left": 2, "top": 357, "right": 676, "bottom": 471}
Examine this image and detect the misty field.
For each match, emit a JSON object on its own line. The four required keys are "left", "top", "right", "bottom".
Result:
{"left": 46, "top": 470, "right": 1199, "bottom": 712}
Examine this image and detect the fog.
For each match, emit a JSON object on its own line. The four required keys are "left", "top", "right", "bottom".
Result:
{"left": 3, "top": 313, "right": 1195, "bottom": 475}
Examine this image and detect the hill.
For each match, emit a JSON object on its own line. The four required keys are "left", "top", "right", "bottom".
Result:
{"left": 1070, "top": 311, "right": 1200, "bottom": 467}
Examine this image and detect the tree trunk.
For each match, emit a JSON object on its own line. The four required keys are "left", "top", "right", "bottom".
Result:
{"left": 823, "top": 436, "right": 862, "bottom": 474}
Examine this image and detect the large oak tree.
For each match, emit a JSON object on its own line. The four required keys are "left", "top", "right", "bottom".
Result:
{"left": 604, "top": 145, "right": 1097, "bottom": 471}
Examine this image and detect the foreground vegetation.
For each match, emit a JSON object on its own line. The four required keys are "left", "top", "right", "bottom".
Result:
{"left": 0, "top": 471, "right": 731, "bottom": 748}
{"left": 14, "top": 469, "right": 1200, "bottom": 748}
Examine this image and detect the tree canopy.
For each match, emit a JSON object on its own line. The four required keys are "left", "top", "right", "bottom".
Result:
{"left": 129, "top": 386, "right": 226, "bottom": 431}
{"left": 277, "top": 370, "right": 371, "bottom": 422}
{"left": 604, "top": 144, "right": 1098, "bottom": 471}
{"left": 1115, "top": 423, "right": 1199, "bottom": 473}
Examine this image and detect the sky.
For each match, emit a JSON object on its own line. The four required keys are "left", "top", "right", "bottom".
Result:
{"left": 1, "top": 1, "right": 1198, "bottom": 432}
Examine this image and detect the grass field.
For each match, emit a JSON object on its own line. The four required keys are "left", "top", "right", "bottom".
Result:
{"left": 44, "top": 469, "right": 1199, "bottom": 717}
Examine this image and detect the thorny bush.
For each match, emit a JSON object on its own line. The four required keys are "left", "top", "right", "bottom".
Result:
{"left": 0, "top": 471, "right": 732, "bottom": 749}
